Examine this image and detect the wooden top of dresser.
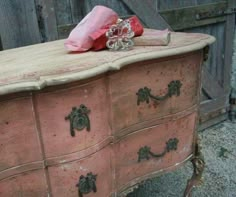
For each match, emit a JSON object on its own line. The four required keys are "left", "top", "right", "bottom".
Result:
{"left": 0, "top": 29, "right": 215, "bottom": 96}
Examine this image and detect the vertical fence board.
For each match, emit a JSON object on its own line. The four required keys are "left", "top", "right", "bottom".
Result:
{"left": 82, "top": 0, "right": 131, "bottom": 16}
{"left": 223, "top": 0, "right": 236, "bottom": 93}
{"left": 216, "top": 22, "right": 225, "bottom": 86}
{"left": 0, "top": 0, "right": 41, "bottom": 49}
{"left": 54, "top": 0, "right": 73, "bottom": 39}
{"left": 54, "top": 0, "right": 72, "bottom": 25}
{"left": 0, "top": 36, "right": 3, "bottom": 51}
{"left": 35, "top": 0, "right": 58, "bottom": 42}
{"left": 70, "top": 0, "right": 84, "bottom": 23}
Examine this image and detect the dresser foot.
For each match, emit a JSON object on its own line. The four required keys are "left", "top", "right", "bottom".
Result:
{"left": 184, "top": 141, "right": 205, "bottom": 197}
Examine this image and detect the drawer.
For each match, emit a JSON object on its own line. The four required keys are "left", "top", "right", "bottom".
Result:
{"left": 113, "top": 112, "right": 196, "bottom": 191}
{"left": 34, "top": 78, "right": 111, "bottom": 158}
{"left": 48, "top": 147, "right": 112, "bottom": 197}
{"left": 0, "top": 169, "right": 48, "bottom": 197}
{"left": 0, "top": 97, "right": 42, "bottom": 173}
{"left": 109, "top": 52, "right": 201, "bottom": 133}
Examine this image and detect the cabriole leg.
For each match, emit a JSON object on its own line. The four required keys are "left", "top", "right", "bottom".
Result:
{"left": 184, "top": 140, "right": 205, "bottom": 197}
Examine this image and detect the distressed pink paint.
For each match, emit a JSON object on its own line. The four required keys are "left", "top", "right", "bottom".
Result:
{"left": 109, "top": 52, "right": 201, "bottom": 133}
{"left": 114, "top": 113, "right": 196, "bottom": 190}
{"left": 48, "top": 147, "right": 112, "bottom": 197}
{"left": 34, "top": 78, "right": 111, "bottom": 158}
{"left": 0, "top": 50, "right": 203, "bottom": 196}
{"left": 0, "top": 97, "right": 42, "bottom": 172}
{"left": 0, "top": 170, "right": 48, "bottom": 197}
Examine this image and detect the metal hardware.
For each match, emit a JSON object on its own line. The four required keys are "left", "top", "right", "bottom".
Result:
{"left": 138, "top": 138, "right": 179, "bottom": 162}
{"left": 184, "top": 139, "right": 205, "bottom": 197}
{"left": 196, "top": 7, "right": 236, "bottom": 20}
{"left": 136, "top": 80, "right": 182, "bottom": 105}
{"left": 76, "top": 172, "right": 97, "bottom": 197}
{"left": 65, "top": 104, "right": 91, "bottom": 137}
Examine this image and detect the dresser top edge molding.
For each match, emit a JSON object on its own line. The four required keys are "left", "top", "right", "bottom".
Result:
{"left": 0, "top": 29, "right": 215, "bottom": 96}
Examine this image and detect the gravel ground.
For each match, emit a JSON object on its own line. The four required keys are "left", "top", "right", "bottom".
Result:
{"left": 127, "top": 120, "right": 236, "bottom": 197}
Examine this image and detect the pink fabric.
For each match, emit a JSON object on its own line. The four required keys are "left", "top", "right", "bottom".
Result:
{"left": 90, "top": 16, "right": 144, "bottom": 51}
{"left": 64, "top": 6, "right": 118, "bottom": 52}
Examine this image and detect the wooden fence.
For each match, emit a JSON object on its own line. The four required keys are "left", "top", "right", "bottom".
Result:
{"left": 0, "top": 0, "right": 235, "bottom": 129}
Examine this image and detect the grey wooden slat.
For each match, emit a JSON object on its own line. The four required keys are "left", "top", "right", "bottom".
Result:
{"left": 201, "top": 90, "right": 210, "bottom": 102}
{"left": 158, "top": 0, "right": 225, "bottom": 10}
{"left": 216, "top": 22, "right": 225, "bottom": 85}
{"left": 200, "top": 96, "right": 228, "bottom": 120}
{"left": 83, "top": 0, "right": 131, "bottom": 16}
{"left": 196, "top": 0, "right": 225, "bottom": 5}
{"left": 54, "top": 0, "right": 72, "bottom": 25}
{"left": 0, "top": 0, "right": 41, "bottom": 49}
{"left": 121, "top": 0, "right": 172, "bottom": 30}
{"left": 158, "top": 0, "right": 197, "bottom": 10}
{"left": 70, "top": 0, "right": 85, "bottom": 23}
{"left": 0, "top": 36, "right": 3, "bottom": 51}
{"left": 210, "top": 24, "right": 218, "bottom": 78}
{"left": 54, "top": 0, "right": 73, "bottom": 38}
{"left": 198, "top": 113, "right": 227, "bottom": 131}
{"left": 159, "top": 2, "right": 227, "bottom": 30}
{"left": 202, "top": 67, "right": 225, "bottom": 99}
{"left": 223, "top": 0, "right": 236, "bottom": 94}
{"left": 35, "top": 0, "right": 58, "bottom": 42}
{"left": 57, "top": 24, "right": 76, "bottom": 39}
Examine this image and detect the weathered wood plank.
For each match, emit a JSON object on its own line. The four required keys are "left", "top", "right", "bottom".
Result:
{"left": 121, "top": 0, "right": 172, "bottom": 30}
{"left": 70, "top": 0, "right": 84, "bottom": 23}
{"left": 57, "top": 24, "right": 76, "bottom": 40}
{"left": 223, "top": 0, "right": 236, "bottom": 94}
{"left": 0, "top": 0, "right": 41, "bottom": 49}
{"left": 0, "top": 36, "right": 3, "bottom": 51}
{"left": 160, "top": 2, "right": 227, "bottom": 30}
{"left": 202, "top": 66, "right": 225, "bottom": 99}
{"left": 83, "top": 0, "right": 131, "bottom": 16}
{"left": 198, "top": 113, "right": 227, "bottom": 131}
{"left": 200, "top": 96, "right": 228, "bottom": 118}
{"left": 216, "top": 22, "right": 225, "bottom": 85}
{"left": 158, "top": 0, "right": 224, "bottom": 10}
{"left": 54, "top": 0, "right": 72, "bottom": 25}
{"left": 196, "top": 0, "right": 225, "bottom": 5}
{"left": 54, "top": 0, "right": 72, "bottom": 39}
{"left": 35, "top": 0, "right": 58, "bottom": 42}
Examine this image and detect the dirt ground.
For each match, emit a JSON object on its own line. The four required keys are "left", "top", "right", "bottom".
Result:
{"left": 127, "top": 120, "right": 236, "bottom": 197}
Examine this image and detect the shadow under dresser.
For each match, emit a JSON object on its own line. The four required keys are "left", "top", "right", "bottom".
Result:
{"left": 0, "top": 30, "right": 215, "bottom": 197}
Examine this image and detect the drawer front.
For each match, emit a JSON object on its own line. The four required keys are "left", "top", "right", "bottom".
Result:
{"left": 35, "top": 78, "right": 111, "bottom": 158}
{"left": 109, "top": 52, "right": 201, "bottom": 133}
{"left": 48, "top": 147, "right": 112, "bottom": 197}
{"left": 0, "top": 97, "right": 42, "bottom": 173}
{"left": 114, "top": 113, "right": 196, "bottom": 190}
{"left": 0, "top": 170, "right": 48, "bottom": 197}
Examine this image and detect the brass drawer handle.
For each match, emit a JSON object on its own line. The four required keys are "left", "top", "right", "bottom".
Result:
{"left": 138, "top": 138, "right": 179, "bottom": 162}
{"left": 65, "top": 104, "right": 91, "bottom": 137}
{"left": 136, "top": 80, "right": 182, "bottom": 105}
{"left": 76, "top": 172, "right": 97, "bottom": 197}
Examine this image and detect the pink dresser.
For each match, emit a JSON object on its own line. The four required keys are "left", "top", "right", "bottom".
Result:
{"left": 0, "top": 30, "right": 215, "bottom": 197}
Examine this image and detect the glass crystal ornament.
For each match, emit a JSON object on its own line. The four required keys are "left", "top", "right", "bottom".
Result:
{"left": 106, "top": 19, "right": 135, "bottom": 51}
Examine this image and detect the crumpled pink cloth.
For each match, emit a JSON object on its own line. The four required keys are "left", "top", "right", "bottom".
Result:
{"left": 90, "top": 16, "right": 144, "bottom": 51}
{"left": 65, "top": 6, "right": 118, "bottom": 52}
